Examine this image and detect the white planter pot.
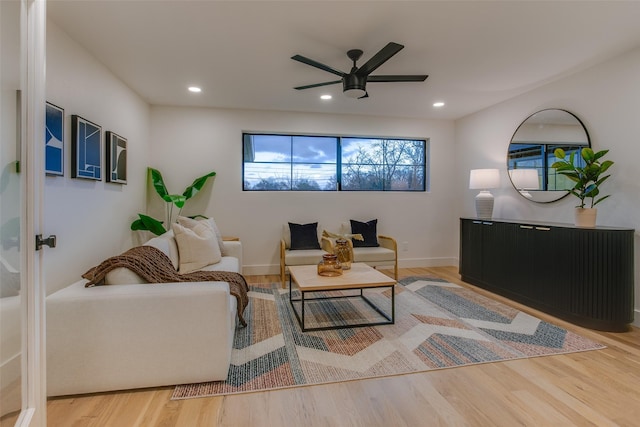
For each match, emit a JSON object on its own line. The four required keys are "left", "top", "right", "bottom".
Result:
{"left": 575, "top": 207, "right": 597, "bottom": 228}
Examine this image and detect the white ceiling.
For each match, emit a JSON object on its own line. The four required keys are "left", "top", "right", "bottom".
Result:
{"left": 47, "top": 1, "right": 640, "bottom": 120}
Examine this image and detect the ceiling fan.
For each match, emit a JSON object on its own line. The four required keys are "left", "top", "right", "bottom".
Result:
{"left": 291, "top": 42, "right": 428, "bottom": 99}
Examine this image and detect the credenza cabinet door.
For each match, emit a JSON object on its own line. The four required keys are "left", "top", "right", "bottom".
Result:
{"left": 459, "top": 218, "right": 634, "bottom": 331}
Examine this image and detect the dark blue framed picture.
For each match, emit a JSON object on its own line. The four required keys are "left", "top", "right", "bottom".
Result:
{"left": 71, "top": 115, "right": 102, "bottom": 180}
{"left": 45, "top": 102, "right": 64, "bottom": 176}
{"left": 105, "top": 131, "right": 127, "bottom": 184}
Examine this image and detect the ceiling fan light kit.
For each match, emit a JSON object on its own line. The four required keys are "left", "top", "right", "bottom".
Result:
{"left": 292, "top": 42, "right": 428, "bottom": 99}
{"left": 343, "top": 74, "right": 367, "bottom": 98}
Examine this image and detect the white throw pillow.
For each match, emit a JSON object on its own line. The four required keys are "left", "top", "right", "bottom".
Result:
{"left": 177, "top": 216, "right": 227, "bottom": 256}
{"left": 172, "top": 220, "right": 221, "bottom": 274}
{"left": 206, "top": 217, "right": 228, "bottom": 256}
{"left": 144, "top": 230, "right": 180, "bottom": 270}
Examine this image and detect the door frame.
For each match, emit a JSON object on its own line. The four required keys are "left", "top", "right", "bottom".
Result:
{"left": 15, "top": 0, "right": 47, "bottom": 425}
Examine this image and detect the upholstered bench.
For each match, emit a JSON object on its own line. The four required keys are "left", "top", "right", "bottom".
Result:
{"left": 280, "top": 220, "right": 398, "bottom": 288}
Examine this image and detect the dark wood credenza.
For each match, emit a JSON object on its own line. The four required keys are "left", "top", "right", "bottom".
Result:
{"left": 459, "top": 218, "right": 635, "bottom": 331}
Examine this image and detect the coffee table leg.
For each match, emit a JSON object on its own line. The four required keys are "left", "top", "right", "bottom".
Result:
{"left": 301, "top": 291, "right": 306, "bottom": 331}
{"left": 391, "top": 284, "right": 395, "bottom": 323}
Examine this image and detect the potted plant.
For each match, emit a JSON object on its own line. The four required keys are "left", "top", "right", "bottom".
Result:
{"left": 551, "top": 147, "right": 614, "bottom": 227}
{"left": 131, "top": 167, "right": 216, "bottom": 235}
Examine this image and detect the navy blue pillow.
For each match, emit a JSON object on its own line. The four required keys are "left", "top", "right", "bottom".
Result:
{"left": 350, "top": 219, "right": 379, "bottom": 247}
{"left": 289, "top": 222, "right": 321, "bottom": 250}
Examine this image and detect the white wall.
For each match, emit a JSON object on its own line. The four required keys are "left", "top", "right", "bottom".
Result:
{"left": 44, "top": 20, "right": 150, "bottom": 294}
{"left": 455, "top": 47, "right": 640, "bottom": 326}
{"left": 149, "top": 106, "right": 458, "bottom": 274}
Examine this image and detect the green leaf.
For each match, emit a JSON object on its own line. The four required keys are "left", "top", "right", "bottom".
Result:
{"left": 182, "top": 171, "right": 216, "bottom": 200}
{"left": 593, "top": 194, "right": 611, "bottom": 207}
{"left": 593, "top": 149, "right": 609, "bottom": 161}
{"left": 595, "top": 174, "right": 611, "bottom": 187}
{"left": 131, "top": 214, "right": 166, "bottom": 236}
{"left": 165, "top": 194, "right": 187, "bottom": 209}
{"left": 599, "top": 160, "right": 614, "bottom": 174}
{"left": 148, "top": 168, "right": 170, "bottom": 200}
{"left": 554, "top": 148, "right": 566, "bottom": 159}
{"left": 581, "top": 147, "right": 595, "bottom": 162}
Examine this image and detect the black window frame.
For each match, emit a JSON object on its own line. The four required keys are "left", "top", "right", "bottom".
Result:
{"left": 242, "top": 132, "right": 428, "bottom": 192}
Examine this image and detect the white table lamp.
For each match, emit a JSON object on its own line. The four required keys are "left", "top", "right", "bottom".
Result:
{"left": 469, "top": 169, "right": 500, "bottom": 219}
{"left": 509, "top": 169, "right": 539, "bottom": 199}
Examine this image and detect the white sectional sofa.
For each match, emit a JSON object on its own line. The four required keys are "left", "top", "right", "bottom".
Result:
{"left": 46, "top": 226, "right": 243, "bottom": 397}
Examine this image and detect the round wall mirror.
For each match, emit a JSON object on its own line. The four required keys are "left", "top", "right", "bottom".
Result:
{"left": 507, "top": 109, "right": 590, "bottom": 203}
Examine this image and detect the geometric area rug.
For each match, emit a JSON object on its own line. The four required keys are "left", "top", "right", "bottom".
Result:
{"left": 172, "top": 276, "right": 605, "bottom": 399}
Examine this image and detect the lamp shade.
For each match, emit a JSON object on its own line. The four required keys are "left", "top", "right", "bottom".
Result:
{"left": 469, "top": 169, "right": 500, "bottom": 190}
{"left": 509, "top": 169, "right": 539, "bottom": 190}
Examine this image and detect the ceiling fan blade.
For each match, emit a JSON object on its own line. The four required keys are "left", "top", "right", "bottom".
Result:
{"left": 368, "top": 75, "right": 429, "bottom": 82}
{"left": 291, "top": 55, "right": 345, "bottom": 77}
{"left": 355, "top": 42, "right": 404, "bottom": 76}
{"left": 294, "top": 80, "right": 342, "bottom": 90}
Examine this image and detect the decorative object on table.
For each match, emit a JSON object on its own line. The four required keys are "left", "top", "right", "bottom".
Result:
{"left": 105, "top": 131, "right": 127, "bottom": 184}
{"left": 130, "top": 167, "right": 216, "bottom": 235}
{"left": 333, "top": 239, "right": 353, "bottom": 269}
{"left": 508, "top": 169, "right": 539, "bottom": 199}
{"left": 317, "top": 253, "right": 342, "bottom": 276}
{"left": 551, "top": 147, "right": 614, "bottom": 228}
{"left": 469, "top": 169, "right": 500, "bottom": 219}
{"left": 45, "top": 102, "right": 64, "bottom": 176}
{"left": 321, "top": 229, "right": 363, "bottom": 269}
{"left": 172, "top": 277, "right": 605, "bottom": 399}
{"left": 71, "top": 115, "right": 102, "bottom": 180}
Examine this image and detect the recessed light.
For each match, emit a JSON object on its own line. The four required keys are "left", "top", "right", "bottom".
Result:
{"left": 188, "top": 86, "right": 202, "bottom": 93}
{"left": 320, "top": 94, "right": 332, "bottom": 100}
{"left": 433, "top": 102, "right": 445, "bottom": 108}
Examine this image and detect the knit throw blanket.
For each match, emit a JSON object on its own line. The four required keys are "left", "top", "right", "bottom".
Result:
{"left": 82, "top": 245, "right": 249, "bottom": 327}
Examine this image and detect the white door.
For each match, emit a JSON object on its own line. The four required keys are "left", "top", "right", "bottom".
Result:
{"left": 1, "top": 0, "right": 47, "bottom": 425}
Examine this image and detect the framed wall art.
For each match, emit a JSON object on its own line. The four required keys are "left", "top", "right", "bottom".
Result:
{"left": 105, "top": 131, "right": 127, "bottom": 184}
{"left": 45, "top": 102, "right": 64, "bottom": 176}
{"left": 71, "top": 115, "right": 102, "bottom": 180}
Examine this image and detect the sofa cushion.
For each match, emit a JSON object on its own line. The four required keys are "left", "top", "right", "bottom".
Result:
{"left": 284, "top": 248, "right": 327, "bottom": 266}
{"left": 352, "top": 246, "right": 395, "bottom": 262}
{"left": 172, "top": 220, "right": 221, "bottom": 274}
{"left": 288, "top": 222, "right": 321, "bottom": 250}
{"left": 199, "top": 256, "right": 240, "bottom": 273}
{"left": 350, "top": 219, "right": 379, "bottom": 247}
{"left": 144, "top": 230, "right": 179, "bottom": 270}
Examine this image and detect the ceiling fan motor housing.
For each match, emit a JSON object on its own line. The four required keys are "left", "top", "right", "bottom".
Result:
{"left": 343, "top": 74, "right": 367, "bottom": 98}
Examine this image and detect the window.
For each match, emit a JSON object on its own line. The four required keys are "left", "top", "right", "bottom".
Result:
{"left": 507, "top": 143, "right": 585, "bottom": 191}
{"left": 243, "top": 133, "right": 428, "bottom": 191}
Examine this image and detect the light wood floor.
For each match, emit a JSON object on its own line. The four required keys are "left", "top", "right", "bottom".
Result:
{"left": 44, "top": 266, "right": 640, "bottom": 427}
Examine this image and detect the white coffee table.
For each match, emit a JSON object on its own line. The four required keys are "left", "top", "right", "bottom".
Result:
{"left": 288, "top": 263, "right": 396, "bottom": 332}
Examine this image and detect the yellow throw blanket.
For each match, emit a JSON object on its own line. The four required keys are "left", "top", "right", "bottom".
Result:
{"left": 82, "top": 245, "right": 249, "bottom": 327}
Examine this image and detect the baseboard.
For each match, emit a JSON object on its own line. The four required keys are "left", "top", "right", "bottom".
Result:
{"left": 633, "top": 309, "right": 640, "bottom": 328}
{"left": 398, "top": 257, "right": 458, "bottom": 268}
{"left": 242, "top": 257, "right": 459, "bottom": 276}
